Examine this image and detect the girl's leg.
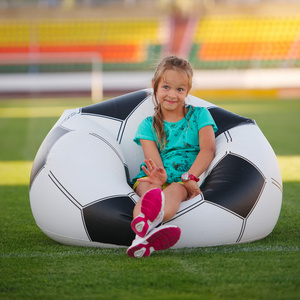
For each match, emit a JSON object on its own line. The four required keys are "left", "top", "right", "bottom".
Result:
{"left": 128, "top": 182, "right": 186, "bottom": 258}
{"left": 133, "top": 182, "right": 187, "bottom": 221}
{"left": 162, "top": 183, "right": 188, "bottom": 221}
{"left": 133, "top": 182, "right": 152, "bottom": 219}
{"left": 132, "top": 182, "right": 165, "bottom": 237}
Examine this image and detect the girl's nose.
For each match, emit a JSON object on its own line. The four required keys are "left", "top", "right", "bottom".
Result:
{"left": 169, "top": 90, "right": 176, "bottom": 98}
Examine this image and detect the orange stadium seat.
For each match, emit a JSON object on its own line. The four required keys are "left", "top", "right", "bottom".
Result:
{"left": 0, "top": 18, "right": 164, "bottom": 72}
{"left": 1, "top": 15, "right": 300, "bottom": 71}
{"left": 190, "top": 15, "right": 300, "bottom": 69}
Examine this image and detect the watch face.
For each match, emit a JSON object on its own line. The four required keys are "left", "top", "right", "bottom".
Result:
{"left": 182, "top": 172, "right": 189, "bottom": 181}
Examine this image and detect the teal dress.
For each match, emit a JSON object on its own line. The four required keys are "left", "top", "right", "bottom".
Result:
{"left": 132, "top": 105, "right": 218, "bottom": 186}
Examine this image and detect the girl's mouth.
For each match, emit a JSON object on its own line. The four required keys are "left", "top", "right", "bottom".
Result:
{"left": 165, "top": 100, "right": 176, "bottom": 104}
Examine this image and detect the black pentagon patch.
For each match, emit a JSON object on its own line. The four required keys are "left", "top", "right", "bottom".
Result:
{"left": 201, "top": 154, "right": 265, "bottom": 218}
{"left": 30, "top": 126, "right": 70, "bottom": 188}
{"left": 81, "top": 90, "right": 149, "bottom": 121}
{"left": 83, "top": 196, "right": 135, "bottom": 246}
{"left": 208, "top": 107, "right": 255, "bottom": 138}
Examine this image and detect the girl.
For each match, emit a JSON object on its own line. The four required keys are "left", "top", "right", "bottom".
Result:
{"left": 127, "top": 56, "right": 218, "bottom": 258}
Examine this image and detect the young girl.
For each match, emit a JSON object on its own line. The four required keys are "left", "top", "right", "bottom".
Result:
{"left": 127, "top": 56, "right": 218, "bottom": 258}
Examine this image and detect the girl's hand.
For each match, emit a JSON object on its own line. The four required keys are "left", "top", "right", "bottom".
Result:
{"left": 183, "top": 180, "right": 201, "bottom": 199}
{"left": 137, "top": 158, "right": 167, "bottom": 186}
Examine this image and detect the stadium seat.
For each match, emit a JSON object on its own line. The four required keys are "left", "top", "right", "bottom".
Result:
{"left": 0, "top": 18, "right": 165, "bottom": 73}
{"left": 190, "top": 15, "right": 300, "bottom": 69}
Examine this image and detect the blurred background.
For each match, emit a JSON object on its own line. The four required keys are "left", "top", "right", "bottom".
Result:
{"left": 0, "top": 0, "right": 299, "bottom": 101}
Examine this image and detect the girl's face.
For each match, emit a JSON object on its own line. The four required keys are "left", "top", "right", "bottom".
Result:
{"left": 154, "top": 69, "right": 190, "bottom": 116}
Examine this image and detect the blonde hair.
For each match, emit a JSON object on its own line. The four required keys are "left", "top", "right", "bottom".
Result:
{"left": 152, "top": 56, "right": 193, "bottom": 149}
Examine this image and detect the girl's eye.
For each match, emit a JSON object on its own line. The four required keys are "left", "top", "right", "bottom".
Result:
{"left": 178, "top": 88, "right": 184, "bottom": 92}
{"left": 163, "top": 86, "right": 169, "bottom": 90}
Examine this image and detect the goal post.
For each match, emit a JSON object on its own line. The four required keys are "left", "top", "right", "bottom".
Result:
{"left": 0, "top": 51, "right": 103, "bottom": 102}
{"left": 91, "top": 55, "right": 103, "bottom": 103}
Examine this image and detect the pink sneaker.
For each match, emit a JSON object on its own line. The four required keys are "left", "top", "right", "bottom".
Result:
{"left": 127, "top": 225, "right": 181, "bottom": 258}
{"left": 131, "top": 188, "right": 165, "bottom": 238}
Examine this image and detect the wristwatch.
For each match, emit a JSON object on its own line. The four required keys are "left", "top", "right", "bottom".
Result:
{"left": 181, "top": 172, "right": 199, "bottom": 182}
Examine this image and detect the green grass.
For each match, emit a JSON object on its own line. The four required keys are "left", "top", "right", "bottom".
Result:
{"left": 0, "top": 97, "right": 299, "bottom": 299}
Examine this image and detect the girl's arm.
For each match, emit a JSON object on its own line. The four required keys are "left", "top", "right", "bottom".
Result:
{"left": 137, "top": 139, "right": 167, "bottom": 187}
{"left": 189, "top": 125, "right": 216, "bottom": 177}
{"left": 184, "top": 125, "right": 216, "bottom": 198}
{"left": 140, "top": 139, "right": 163, "bottom": 166}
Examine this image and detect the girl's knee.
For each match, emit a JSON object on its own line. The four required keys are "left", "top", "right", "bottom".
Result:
{"left": 163, "top": 182, "right": 187, "bottom": 202}
{"left": 168, "top": 182, "right": 187, "bottom": 194}
{"left": 135, "top": 182, "right": 151, "bottom": 197}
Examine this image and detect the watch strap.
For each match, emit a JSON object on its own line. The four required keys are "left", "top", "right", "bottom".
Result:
{"left": 188, "top": 173, "right": 200, "bottom": 182}
{"left": 181, "top": 172, "right": 199, "bottom": 182}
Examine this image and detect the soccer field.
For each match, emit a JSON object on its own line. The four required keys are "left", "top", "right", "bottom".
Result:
{"left": 0, "top": 97, "right": 299, "bottom": 299}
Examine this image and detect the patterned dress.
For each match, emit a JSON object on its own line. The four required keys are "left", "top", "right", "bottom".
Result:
{"left": 132, "top": 105, "right": 218, "bottom": 185}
